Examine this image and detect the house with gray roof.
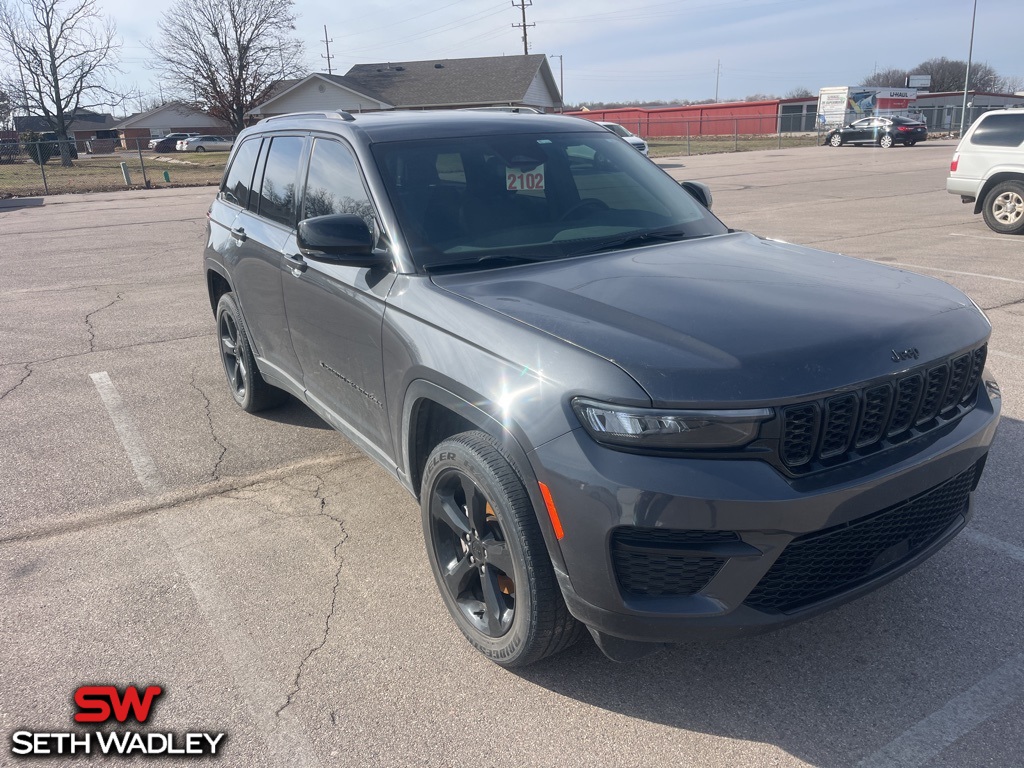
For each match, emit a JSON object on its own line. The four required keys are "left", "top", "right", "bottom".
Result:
{"left": 247, "top": 54, "right": 562, "bottom": 119}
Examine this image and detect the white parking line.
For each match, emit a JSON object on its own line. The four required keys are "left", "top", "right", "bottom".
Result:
{"left": 884, "top": 261, "right": 1024, "bottom": 285}
{"left": 855, "top": 529, "right": 1024, "bottom": 766}
{"left": 948, "top": 232, "right": 1024, "bottom": 243}
{"left": 90, "top": 369, "right": 325, "bottom": 766}
{"left": 90, "top": 371, "right": 165, "bottom": 495}
{"left": 856, "top": 651, "right": 1024, "bottom": 768}
{"left": 989, "top": 349, "right": 1024, "bottom": 362}
{"left": 965, "top": 528, "right": 1024, "bottom": 565}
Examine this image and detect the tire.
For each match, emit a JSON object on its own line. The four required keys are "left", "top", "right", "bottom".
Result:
{"left": 879, "top": 134, "right": 894, "bottom": 148}
{"left": 196, "top": 146, "right": 206, "bottom": 152}
{"left": 982, "top": 180, "right": 1024, "bottom": 235}
{"left": 907, "top": 141, "right": 917, "bottom": 146}
{"left": 829, "top": 133, "right": 843, "bottom": 147}
{"left": 215, "top": 292, "right": 288, "bottom": 412}
{"left": 421, "top": 431, "right": 583, "bottom": 667}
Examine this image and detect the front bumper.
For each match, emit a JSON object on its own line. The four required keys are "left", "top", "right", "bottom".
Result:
{"left": 531, "top": 385, "right": 1000, "bottom": 644}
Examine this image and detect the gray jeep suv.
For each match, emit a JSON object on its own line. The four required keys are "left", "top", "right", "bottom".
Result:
{"left": 204, "top": 110, "right": 1000, "bottom": 666}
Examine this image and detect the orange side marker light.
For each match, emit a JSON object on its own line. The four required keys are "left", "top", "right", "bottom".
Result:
{"left": 538, "top": 481, "right": 565, "bottom": 540}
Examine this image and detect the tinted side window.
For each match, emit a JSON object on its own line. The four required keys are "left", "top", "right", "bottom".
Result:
{"left": 221, "top": 138, "right": 261, "bottom": 207}
{"left": 257, "top": 136, "right": 305, "bottom": 226}
{"left": 970, "top": 114, "right": 1024, "bottom": 147}
{"left": 302, "top": 139, "right": 376, "bottom": 229}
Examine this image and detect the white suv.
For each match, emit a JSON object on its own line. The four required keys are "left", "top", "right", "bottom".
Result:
{"left": 947, "top": 109, "right": 1024, "bottom": 234}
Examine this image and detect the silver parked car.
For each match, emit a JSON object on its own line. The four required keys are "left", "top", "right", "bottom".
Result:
{"left": 596, "top": 121, "right": 649, "bottom": 155}
{"left": 177, "top": 135, "right": 235, "bottom": 152}
{"left": 947, "top": 109, "right": 1024, "bottom": 234}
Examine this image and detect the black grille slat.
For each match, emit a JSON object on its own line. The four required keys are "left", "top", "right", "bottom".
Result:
{"left": 888, "top": 374, "right": 924, "bottom": 436}
{"left": 611, "top": 529, "right": 736, "bottom": 596}
{"left": 820, "top": 394, "right": 859, "bottom": 459}
{"left": 781, "top": 404, "right": 817, "bottom": 467}
{"left": 941, "top": 354, "right": 972, "bottom": 413}
{"left": 960, "top": 346, "right": 986, "bottom": 405}
{"left": 916, "top": 364, "right": 949, "bottom": 425}
{"left": 745, "top": 465, "right": 977, "bottom": 612}
{"left": 855, "top": 384, "right": 892, "bottom": 448}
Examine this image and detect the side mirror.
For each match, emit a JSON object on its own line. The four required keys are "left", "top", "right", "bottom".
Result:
{"left": 297, "top": 214, "right": 387, "bottom": 267}
{"left": 680, "top": 181, "right": 713, "bottom": 210}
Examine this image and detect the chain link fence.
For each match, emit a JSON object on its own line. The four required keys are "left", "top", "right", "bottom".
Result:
{"left": 587, "top": 115, "right": 826, "bottom": 158}
{"left": 0, "top": 138, "right": 229, "bottom": 197}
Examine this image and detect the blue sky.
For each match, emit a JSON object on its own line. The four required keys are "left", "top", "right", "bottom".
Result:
{"left": 110, "top": 0, "right": 1021, "bottom": 108}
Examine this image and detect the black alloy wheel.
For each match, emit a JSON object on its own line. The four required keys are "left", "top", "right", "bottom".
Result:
{"left": 215, "top": 292, "right": 287, "bottom": 412}
{"left": 421, "top": 431, "right": 582, "bottom": 667}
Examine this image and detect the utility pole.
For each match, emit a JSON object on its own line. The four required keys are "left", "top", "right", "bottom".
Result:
{"left": 551, "top": 54, "right": 564, "bottom": 111}
{"left": 322, "top": 25, "right": 334, "bottom": 75}
{"left": 511, "top": 0, "right": 534, "bottom": 56}
{"left": 714, "top": 60, "right": 721, "bottom": 102}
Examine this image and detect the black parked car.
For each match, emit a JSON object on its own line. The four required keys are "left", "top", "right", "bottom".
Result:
{"left": 151, "top": 137, "right": 180, "bottom": 153}
{"left": 826, "top": 115, "right": 928, "bottom": 148}
{"left": 40, "top": 132, "right": 79, "bottom": 159}
{"left": 204, "top": 110, "right": 999, "bottom": 666}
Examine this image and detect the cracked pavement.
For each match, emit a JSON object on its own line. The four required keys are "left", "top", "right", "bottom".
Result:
{"left": 2, "top": 150, "right": 1024, "bottom": 767}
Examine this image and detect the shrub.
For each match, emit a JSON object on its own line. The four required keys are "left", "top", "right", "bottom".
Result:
{"left": 20, "top": 131, "right": 54, "bottom": 165}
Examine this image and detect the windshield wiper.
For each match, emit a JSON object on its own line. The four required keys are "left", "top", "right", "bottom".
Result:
{"left": 424, "top": 253, "right": 549, "bottom": 273}
{"left": 565, "top": 228, "right": 705, "bottom": 257}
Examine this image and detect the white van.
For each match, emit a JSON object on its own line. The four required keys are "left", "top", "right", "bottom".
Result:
{"left": 947, "top": 109, "right": 1024, "bottom": 234}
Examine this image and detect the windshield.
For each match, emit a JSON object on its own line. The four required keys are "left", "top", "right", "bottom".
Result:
{"left": 371, "top": 131, "right": 727, "bottom": 272}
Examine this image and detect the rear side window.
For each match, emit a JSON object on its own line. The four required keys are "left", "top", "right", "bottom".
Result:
{"left": 970, "top": 114, "right": 1024, "bottom": 147}
{"left": 257, "top": 136, "right": 305, "bottom": 226}
{"left": 221, "top": 138, "right": 261, "bottom": 207}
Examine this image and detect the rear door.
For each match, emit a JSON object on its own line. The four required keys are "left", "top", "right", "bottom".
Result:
{"left": 223, "top": 134, "right": 307, "bottom": 384}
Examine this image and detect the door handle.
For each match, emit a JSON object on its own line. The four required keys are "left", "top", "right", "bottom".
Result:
{"left": 229, "top": 226, "right": 246, "bottom": 242}
{"left": 283, "top": 253, "right": 307, "bottom": 274}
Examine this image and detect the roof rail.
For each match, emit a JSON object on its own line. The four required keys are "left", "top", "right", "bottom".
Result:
{"left": 259, "top": 110, "right": 356, "bottom": 124}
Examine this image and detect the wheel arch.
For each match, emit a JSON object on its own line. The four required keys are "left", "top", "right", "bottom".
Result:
{"left": 401, "top": 379, "right": 569, "bottom": 574}
{"left": 206, "top": 265, "right": 232, "bottom": 317}
{"left": 975, "top": 172, "right": 1024, "bottom": 214}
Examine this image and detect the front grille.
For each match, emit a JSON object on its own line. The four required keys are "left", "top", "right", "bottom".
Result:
{"left": 744, "top": 464, "right": 978, "bottom": 613}
{"left": 611, "top": 529, "right": 738, "bottom": 597}
{"left": 779, "top": 345, "right": 986, "bottom": 472}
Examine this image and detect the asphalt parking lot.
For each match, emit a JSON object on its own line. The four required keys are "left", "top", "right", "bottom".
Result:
{"left": 1, "top": 139, "right": 1023, "bottom": 767}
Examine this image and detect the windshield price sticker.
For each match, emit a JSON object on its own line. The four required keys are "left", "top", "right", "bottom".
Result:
{"left": 506, "top": 165, "right": 545, "bottom": 191}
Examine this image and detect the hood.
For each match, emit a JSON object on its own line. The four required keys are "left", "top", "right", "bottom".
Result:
{"left": 431, "top": 232, "right": 989, "bottom": 405}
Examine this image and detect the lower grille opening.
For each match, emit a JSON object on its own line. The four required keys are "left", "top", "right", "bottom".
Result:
{"left": 611, "top": 529, "right": 738, "bottom": 597}
{"left": 744, "top": 464, "right": 978, "bottom": 613}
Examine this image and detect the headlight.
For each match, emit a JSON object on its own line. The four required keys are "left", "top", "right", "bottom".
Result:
{"left": 572, "top": 398, "right": 772, "bottom": 450}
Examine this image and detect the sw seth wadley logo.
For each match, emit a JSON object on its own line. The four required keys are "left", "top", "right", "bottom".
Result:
{"left": 10, "top": 685, "right": 226, "bottom": 758}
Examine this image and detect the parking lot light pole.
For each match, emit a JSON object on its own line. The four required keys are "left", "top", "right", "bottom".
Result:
{"left": 959, "top": 0, "right": 978, "bottom": 137}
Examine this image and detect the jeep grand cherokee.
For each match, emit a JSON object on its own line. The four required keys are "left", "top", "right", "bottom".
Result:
{"left": 204, "top": 110, "right": 1000, "bottom": 666}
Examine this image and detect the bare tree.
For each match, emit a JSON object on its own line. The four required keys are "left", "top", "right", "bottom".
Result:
{"left": 999, "top": 75, "right": 1024, "bottom": 94}
{"left": 0, "top": 0, "right": 121, "bottom": 165}
{"left": 910, "top": 57, "right": 1000, "bottom": 92}
{"left": 785, "top": 87, "right": 814, "bottom": 99}
{"left": 150, "top": 0, "right": 305, "bottom": 134}
{"left": 860, "top": 68, "right": 909, "bottom": 87}
{"left": 0, "top": 86, "right": 11, "bottom": 129}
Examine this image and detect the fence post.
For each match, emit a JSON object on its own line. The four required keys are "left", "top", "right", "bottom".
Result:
{"left": 136, "top": 139, "right": 150, "bottom": 188}
{"left": 36, "top": 143, "right": 49, "bottom": 195}
{"left": 734, "top": 119, "right": 739, "bottom": 152}
{"left": 686, "top": 121, "right": 690, "bottom": 156}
